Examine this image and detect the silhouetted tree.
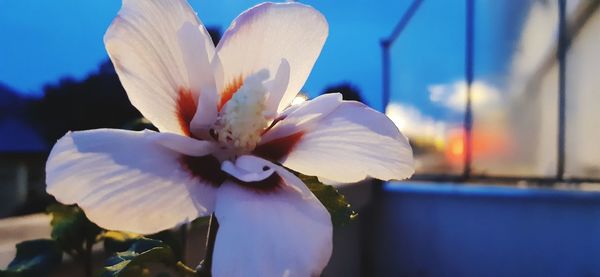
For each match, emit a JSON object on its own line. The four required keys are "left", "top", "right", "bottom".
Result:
{"left": 207, "top": 27, "right": 222, "bottom": 45}
{"left": 29, "top": 26, "right": 224, "bottom": 144}
{"left": 321, "top": 82, "right": 364, "bottom": 103}
{"left": 30, "top": 59, "right": 144, "bottom": 144}
{"left": 0, "top": 83, "right": 41, "bottom": 123}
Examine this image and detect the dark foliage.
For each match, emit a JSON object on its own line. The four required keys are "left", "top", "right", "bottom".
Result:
{"left": 27, "top": 26, "right": 223, "bottom": 144}
{"left": 0, "top": 83, "right": 25, "bottom": 115}
{"left": 29, "top": 59, "right": 143, "bottom": 144}
{"left": 206, "top": 27, "right": 222, "bottom": 45}
{"left": 0, "top": 239, "right": 62, "bottom": 276}
{"left": 321, "top": 82, "right": 364, "bottom": 103}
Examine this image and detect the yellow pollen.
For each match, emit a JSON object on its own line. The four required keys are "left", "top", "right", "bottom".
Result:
{"left": 215, "top": 72, "right": 269, "bottom": 152}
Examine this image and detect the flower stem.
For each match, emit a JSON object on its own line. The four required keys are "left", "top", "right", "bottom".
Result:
{"left": 176, "top": 261, "right": 198, "bottom": 277}
{"left": 197, "top": 213, "right": 219, "bottom": 277}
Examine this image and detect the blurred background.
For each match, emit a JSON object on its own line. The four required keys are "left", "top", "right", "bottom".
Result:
{"left": 1, "top": 0, "right": 600, "bottom": 276}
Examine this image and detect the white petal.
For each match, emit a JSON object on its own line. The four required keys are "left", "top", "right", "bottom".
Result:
{"left": 221, "top": 155, "right": 276, "bottom": 183}
{"left": 216, "top": 2, "right": 328, "bottom": 112}
{"left": 146, "top": 130, "right": 217, "bottom": 156}
{"left": 178, "top": 22, "right": 219, "bottom": 134}
{"left": 260, "top": 93, "right": 343, "bottom": 144}
{"left": 46, "top": 129, "right": 217, "bottom": 234}
{"left": 105, "top": 0, "right": 216, "bottom": 135}
{"left": 213, "top": 165, "right": 332, "bottom": 277}
{"left": 258, "top": 96, "right": 415, "bottom": 184}
{"left": 264, "top": 59, "right": 291, "bottom": 117}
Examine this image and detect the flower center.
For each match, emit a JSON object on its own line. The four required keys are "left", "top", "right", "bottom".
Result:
{"left": 214, "top": 72, "right": 270, "bottom": 153}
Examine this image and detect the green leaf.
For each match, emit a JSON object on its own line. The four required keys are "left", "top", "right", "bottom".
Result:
{"left": 299, "top": 174, "right": 358, "bottom": 226}
{"left": 102, "top": 228, "right": 186, "bottom": 262}
{"left": 122, "top": 118, "right": 157, "bottom": 131}
{"left": 102, "top": 231, "right": 143, "bottom": 254}
{"left": 46, "top": 204, "right": 102, "bottom": 255}
{"left": 0, "top": 239, "right": 62, "bottom": 277}
{"left": 102, "top": 238, "right": 196, "bottom": 277}
{"left": 148, "top": 229, "right": 184, "bottom": 261}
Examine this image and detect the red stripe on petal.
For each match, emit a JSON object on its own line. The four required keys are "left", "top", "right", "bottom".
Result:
{"left": 180, "top": 155, "right": 226, "bottom": 187}
{"left": 176, "top": 88, "right": 197, "bottom": 137}
{"left": 253, "top": 132, "right": 304, "bottom": 162}
{"left": 218, "top": 76, "right": 244, "bottom": 111}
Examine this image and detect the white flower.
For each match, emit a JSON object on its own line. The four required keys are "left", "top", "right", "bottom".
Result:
{"left": 45, "top": 1, "right": 415, "bottom": 276}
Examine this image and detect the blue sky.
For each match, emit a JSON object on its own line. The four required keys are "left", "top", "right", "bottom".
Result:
{"left": 0, "top": 0, "right": 419, "bottom": 109}
{"left": 0, "top": 1, "right": 529, "bottom": 116}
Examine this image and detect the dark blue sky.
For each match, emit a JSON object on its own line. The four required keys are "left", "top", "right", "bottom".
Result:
{"left": 0, "top": 1, "right": 528, "bottom": 115}
{"left": 0, "top": 0, "right": 420, "bottom": 109}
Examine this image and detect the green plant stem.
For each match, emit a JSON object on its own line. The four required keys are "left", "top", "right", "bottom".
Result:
{"left": 176, "top": 261, "right": 198, "bottom": 277}
{"left": 197, "top": 213, "right": 219, "bottom": 277}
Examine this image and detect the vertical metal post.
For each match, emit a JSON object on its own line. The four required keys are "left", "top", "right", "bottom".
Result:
{"left": 463, "top": 0, "right": 475, "bottom": 178}
{"left": 380, "top": 0, "right": 425, "bottom": 112}
{"left": 557, "top": 0, "right": 567, "bottom": 181}
{"left": 382, "top": 41, "right": 391, "bottom": 112}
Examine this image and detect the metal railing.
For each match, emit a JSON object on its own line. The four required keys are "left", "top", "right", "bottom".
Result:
{"left": 381, "top": 0, "right": 600, "bottom": 185}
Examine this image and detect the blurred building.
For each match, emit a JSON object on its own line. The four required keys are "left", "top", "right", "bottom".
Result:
{"left": 510, "top": 0, "right": 600, "bottom": 178}
{"left": 0, "top": 85, "right": 47, "bottom": 217}
{"left": 385, "top": 0, "right": 600, "bottom": 181}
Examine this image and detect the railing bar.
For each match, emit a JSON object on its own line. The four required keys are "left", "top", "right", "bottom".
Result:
{"left": 385, "top": 0, "right": 426, "bottom": 44}
{"left": 380, "top": 0, "right": 425, "bottom": 111}
{"left": 463, "top": 0, "right": 475, "bottom": 178}
{"left": 557, "top": 0, "right": 568, "bottom": 180}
